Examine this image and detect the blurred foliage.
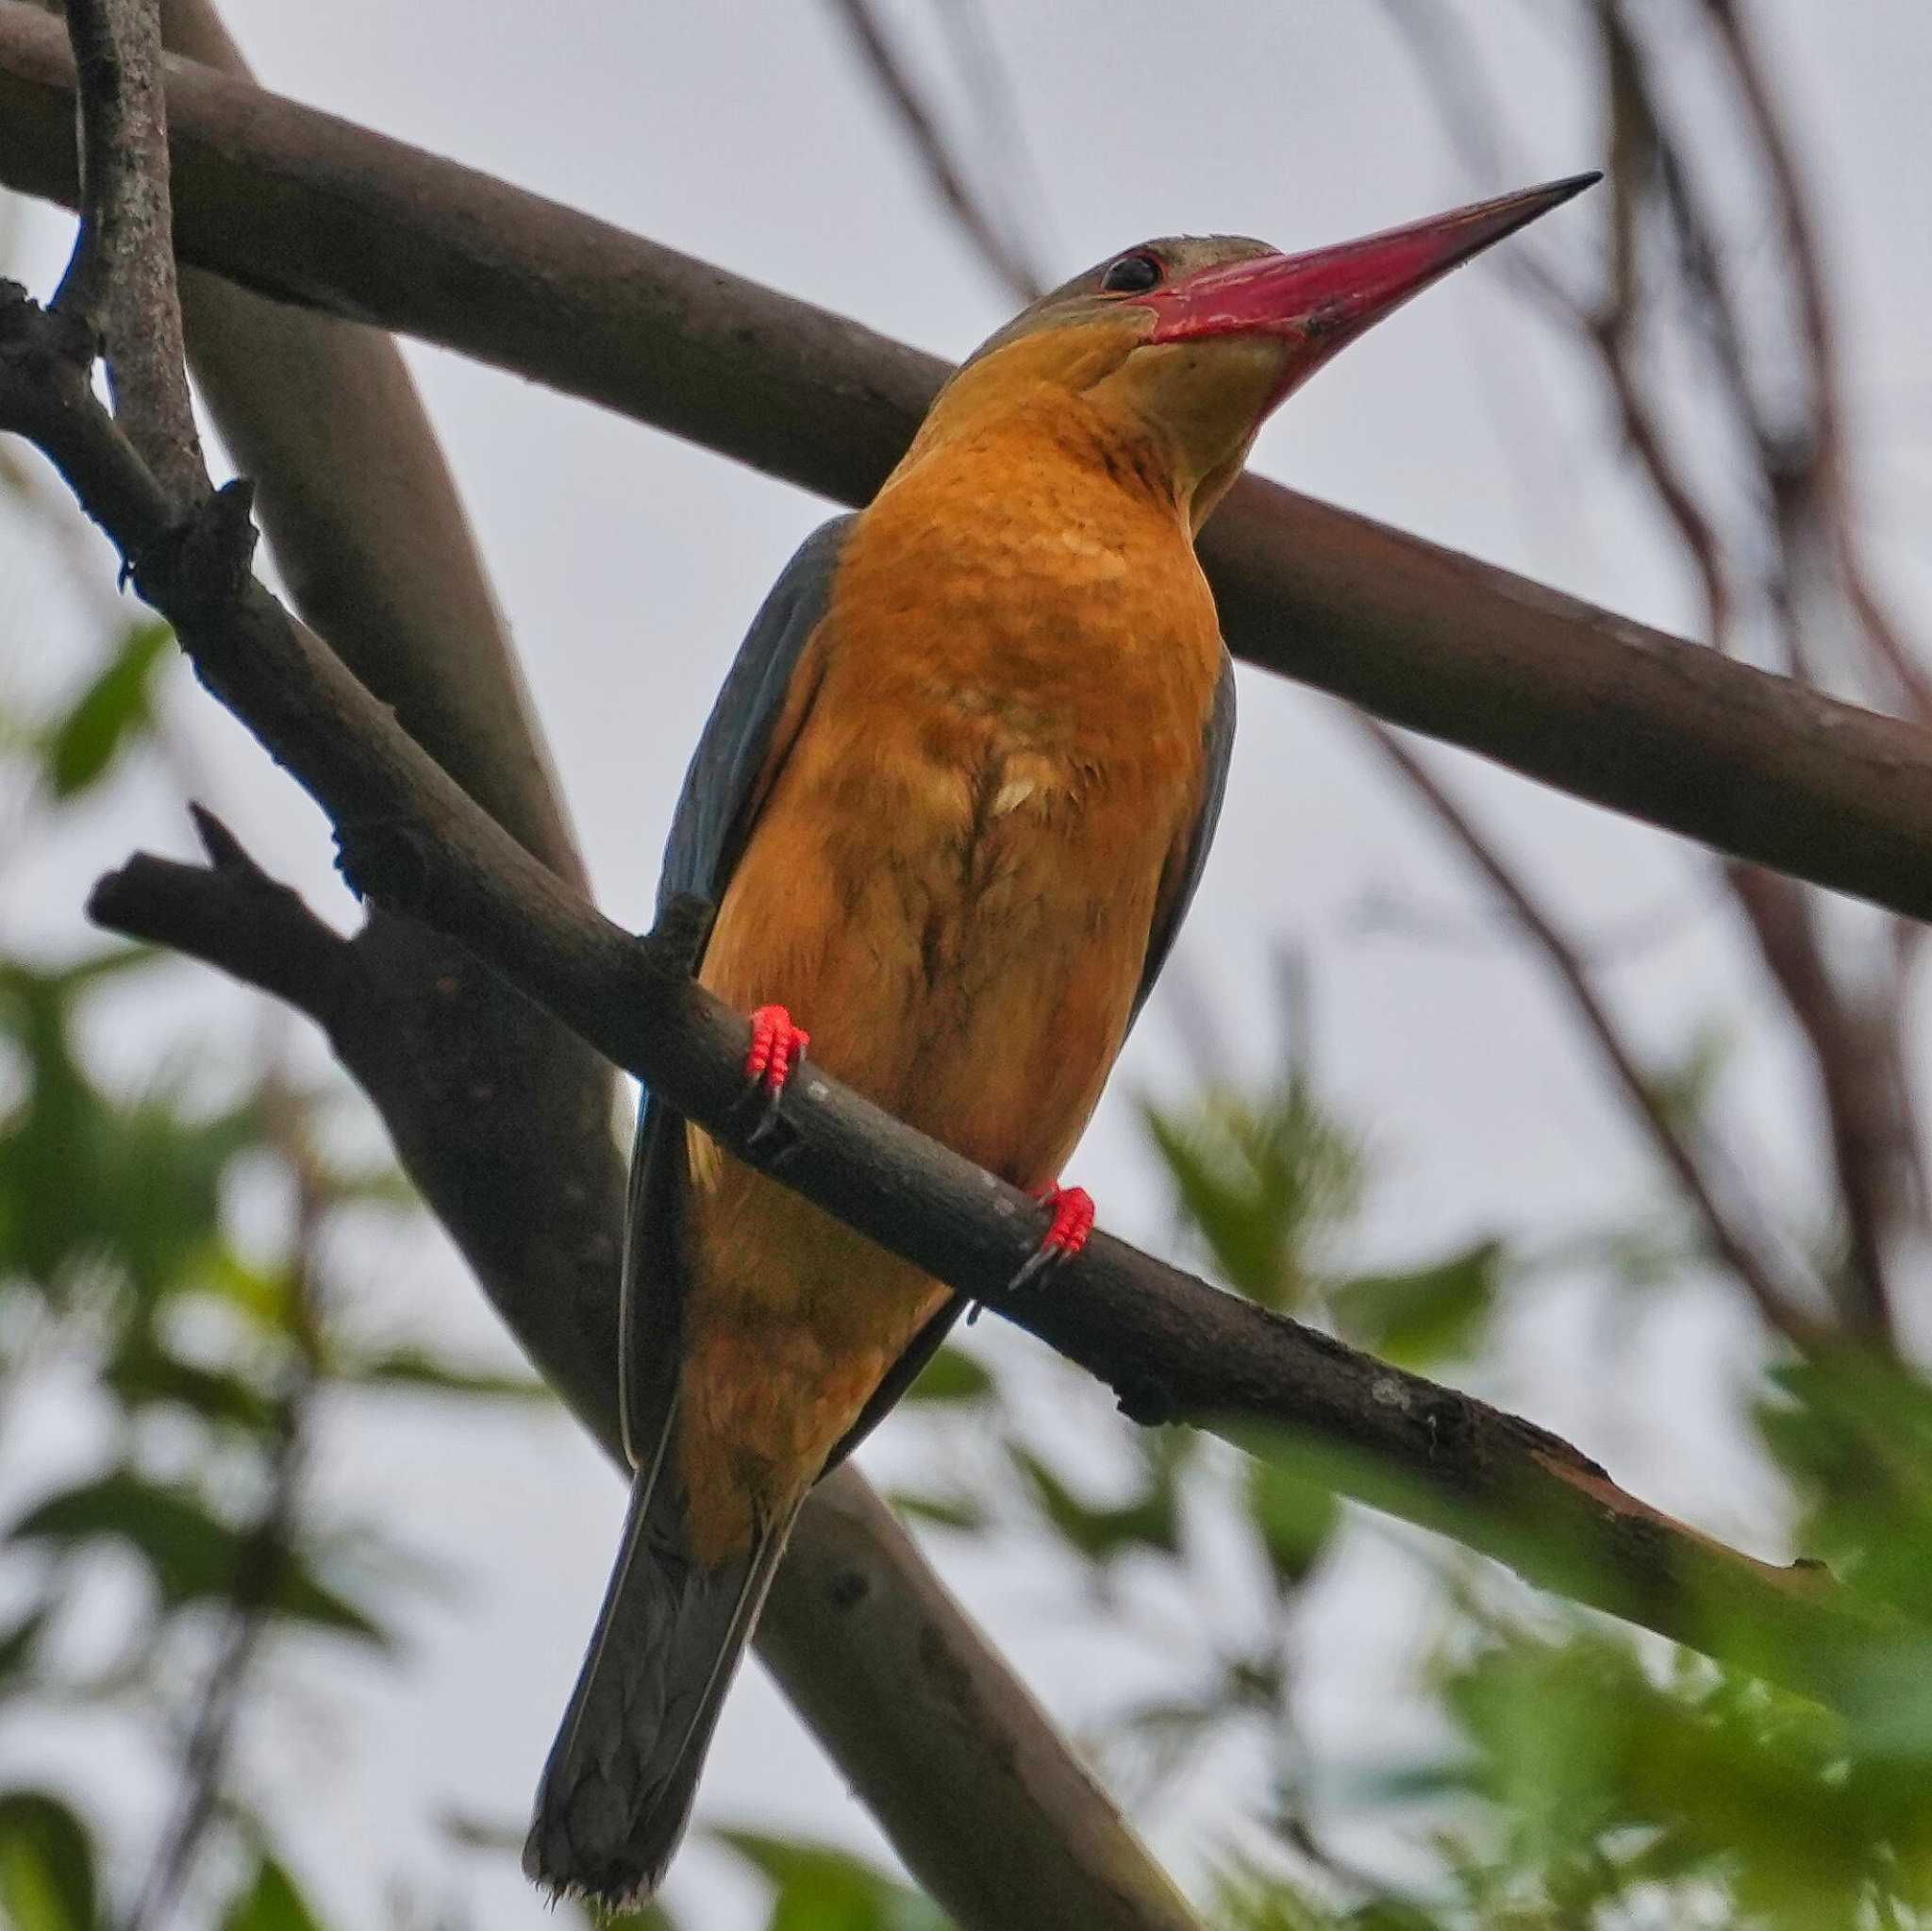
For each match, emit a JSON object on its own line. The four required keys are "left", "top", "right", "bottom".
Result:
{"left": 1118, "top": 1051, "right": 1932, "bottom": 1928}
{"left": 0, "top": 619, "right": 554, "bottom": 1928}
{"left": 10, "top": 466, "right": 1932, "bottom": 1931}
{"left": 858, "top": 1017, "right": 1932, "bottom": 1930}
{"left": 8, "top": 8, "right": 1932, "bottom": 1913}
{"left": 716, "top": 1833, "right": 951, "bottom": 1931}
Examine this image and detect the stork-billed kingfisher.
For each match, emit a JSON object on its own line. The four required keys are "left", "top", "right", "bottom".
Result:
{"left": 525, "top": 174, "right": 1596, "bottom": 1906}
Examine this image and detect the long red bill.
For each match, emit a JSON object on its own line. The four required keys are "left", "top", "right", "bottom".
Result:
{"left": 1146, "top": 172, "right": 1599, "bottom": 401}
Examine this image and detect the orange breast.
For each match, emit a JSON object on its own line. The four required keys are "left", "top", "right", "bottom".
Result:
{"left": 674, "top": 416, "right": 1227, "bottom": 1563}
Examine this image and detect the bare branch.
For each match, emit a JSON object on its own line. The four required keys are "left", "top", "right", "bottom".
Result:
{"left": 762, "top": 1474, "right": 1201, "bottom": 1931}
{"left": 1725, "top": 862, "right": 1913, "bottom": 1347}
{"left": 1392, "top": 0, "right": 1923, "bottom": 1345}
{"left": 0, "top": 300, "right": 1890, "bottom": 1698}
{"left": 1702, "top": 0, "right": 1932, "bottom": 725}
{"left": 50, "top": 0, "right": 202, "bottom": 501}
{"left": 146, "top": 0, "right": 585, "bottom": 886}
{"left": 6, "top": 9, "right": 1932, "bottom": 923}
{"left": 826, "top": 0, "right": 1044, "bottom": 303}
{"left": 93, "top": 833, "right": 1210, "bottom": 1931}
{"left": 1577, "top": 2, "right": 1919, "bottom": 1344}
{"left": 1362, "top": 722, "right": 1826, "bottom": 1352}
{"left": 25, "top": 8, "right": 1217, "bottom": 1919}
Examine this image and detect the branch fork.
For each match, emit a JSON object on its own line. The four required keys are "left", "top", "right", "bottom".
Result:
{"left": 0, "top": 8, "right": 1917, "bottom": 1924}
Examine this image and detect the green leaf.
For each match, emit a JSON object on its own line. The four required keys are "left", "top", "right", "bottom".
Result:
{"left": 0, "top": 1605, "right": 51, "bottom": 1695}
{"left": 717, "top": 1829, "right": 951, "bottom": 1931}
{"left": 11, "top": 1471, "right": 389, "bottom": 1646}
{"left": 221, "top": 1855, "right": 327, "bottom": 1931}
{"left": 103, "top": 1333, "right": 279, "bottom": 1433}
{"left": 1141, "top": 1076, "right": 1362, "bottom": 1310}
{"left": 1008, "top": 1443, "right": 1179, "bottom": 1565}
{"left": 43, "top": 619, "right": 173, "bottom": 798}
{"left": 900, "top": 1345, "right": 994, "bottom": 1405}
{"left": 1644, "top": 1020, "right": 1734, "bottom": 1139}
{"left": 886, "top": 1489, "right": 988, "bottom": 1533}
{"left": 1758, "top": 1357, "right": 1932, "bottom": 1622}
{"left": 0, "top": 957, "right": 263, "bottom": 1300}
{"left": 331, "top": 1343, "right": 552, "bottom": 1404}
{"left": 1245, "top": 1457, "right": 1341, "bottom": 1590}
{"left": 1328, "top": 1239, "right": 1505, "bottom": 1369}
{"left": 13, "top": 1470, "right": 244, "bottom": 1603}
{"left": 0, "top": 1790, "right": 97, "bottom": 1931}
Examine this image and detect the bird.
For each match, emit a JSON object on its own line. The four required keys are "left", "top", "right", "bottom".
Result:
{"left": 524, "top": 171, "right": 1598, "bottom": 1908}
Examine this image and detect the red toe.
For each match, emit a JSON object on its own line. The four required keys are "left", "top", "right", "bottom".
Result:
{"left": 744, "top": 1004, "right": 809, "bottom": 1093}
{"left": 1034, "top": 1183, "right": 1095, "bottom": 1261}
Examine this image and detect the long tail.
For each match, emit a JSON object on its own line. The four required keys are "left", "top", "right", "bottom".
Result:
{"left": 523, "top": 1453, "right": 800, "bottom": 1908}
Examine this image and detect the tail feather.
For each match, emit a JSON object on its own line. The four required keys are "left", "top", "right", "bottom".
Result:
{"left": 524, "top": 1459, "right": 800, "bottom": 1907}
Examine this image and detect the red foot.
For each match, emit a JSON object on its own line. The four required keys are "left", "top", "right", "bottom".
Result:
{"left": 743, "top": 1004, "right": 809, "bottom": 1147}
{"left": 1008, "top": 1182, "right": 1095, "bottom": 1294}
{"left": 744, "top": 1004, "right": 809, "bottom": 1092}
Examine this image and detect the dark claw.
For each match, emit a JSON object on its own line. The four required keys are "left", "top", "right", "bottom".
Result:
{"left": 745, "top": 1082, "right": 790, "bottom": 1149}
{"left": 741, "top": 1005, "right": 808, "bottom": 1150}
{"left": 1007, "top": 1239, "right": 1075, "bottom": 1297}
{"left": 969, "top": 1183, "right": 1094, "bottom": 1322}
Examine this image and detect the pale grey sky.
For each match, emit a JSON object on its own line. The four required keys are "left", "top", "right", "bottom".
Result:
{"left": 4, "top": 3, "right": 1930, "bottom": 1926}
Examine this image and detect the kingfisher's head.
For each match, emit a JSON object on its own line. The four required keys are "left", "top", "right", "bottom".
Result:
{"left": 907, "top": 175, "right": 1598, "bottom": 529}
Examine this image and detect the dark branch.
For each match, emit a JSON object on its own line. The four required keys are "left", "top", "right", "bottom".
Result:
{"left": 0, "top": 304, "right": 1886, "bottom": 1696}
{"left": 6, "top": 3, "right": 1932, "bottom": 921}
{"left": 94, "top": 818, "right": 1207, "bottom": 1931}
{"left": 83, "top": 803, "right": 1887, "bottom": 1700}
{"left": 26, "top": 8, "right": 1213, "bottom": 1922}
{"left": 87, "top": 806, "right": 355, "bottom": 1019}
{"left": 148, "top": 0, "right": 585, "bottom": 888}
{"left": 51, "top": 0, "right": 202, "bottom": 502}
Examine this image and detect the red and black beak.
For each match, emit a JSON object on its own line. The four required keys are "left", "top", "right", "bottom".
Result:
{"left": 1144, "top": 173, "right": 1598, "bottom": 408}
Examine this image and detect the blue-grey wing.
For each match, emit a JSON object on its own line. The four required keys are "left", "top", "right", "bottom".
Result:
{"left": 1130, "top": 650, "right": 1237, "bottom": 1031}
{"left": 619, "top": 515, "right": 854, "bottom": 1469}
{"left": 658, "top": 515, "right": 856, "bottom": 912}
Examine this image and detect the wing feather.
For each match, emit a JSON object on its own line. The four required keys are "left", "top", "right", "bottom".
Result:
{"left": 620, "top": 516, "right": 854, "bottom": 1469}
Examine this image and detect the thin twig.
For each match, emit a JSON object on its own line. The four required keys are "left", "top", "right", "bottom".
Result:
{"left": 0, "top": 300, "right": 1877, "bottom": 1690}
{"left": 824, "top": 0, "right": 1044, "bottom": 304}
{"left": 1361, "top": 720, "right": 1824, "bottom": 1353}
{"left": 1392, "top": 0, "right": 1917, "bottom": 1349}
{"left": 1587, "top": 0, "right": 1917, "bottom": 1343}
{"left": 1724, "top": 863, "right": 1913, "bottom": 1348}
{"left": 9, "top": 7, "right": 1932, "bottom": 922}
{"left": 1702, "top": 0, "right": 1932, "bottom": 726}
{"left": 125, "top": 1073, "right": 324, "bottom": 1931}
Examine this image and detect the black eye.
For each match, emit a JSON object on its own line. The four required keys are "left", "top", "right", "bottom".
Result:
{"left": 1100, "top": 251, "right": 1163, "bottom": 295}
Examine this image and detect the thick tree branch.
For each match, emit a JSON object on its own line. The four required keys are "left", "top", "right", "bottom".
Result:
{"left": 87, "top": 831, "right": 1207, "bottom": 1931}
{"left": 74, "top": 707, "right": 1879, "bottom": 1704}
{"left": 7, "top": 3, "right": 1932, "bottom": 922}
{"left": 146, "top": 0, "right": 587, "bottom": 885}
{"left": 14, "top": 10, "right": 1215, "bottom": 1926}
{"left": 0, "top": 299, "right": 1892, "bottom": 1703}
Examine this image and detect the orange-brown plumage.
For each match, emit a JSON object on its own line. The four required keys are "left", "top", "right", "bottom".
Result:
{"left": 526, "top": 175, "right": 1599, "bottom": 1909}
{"left": 679, "top": 377, "right": 1228, "bottom": 1562}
